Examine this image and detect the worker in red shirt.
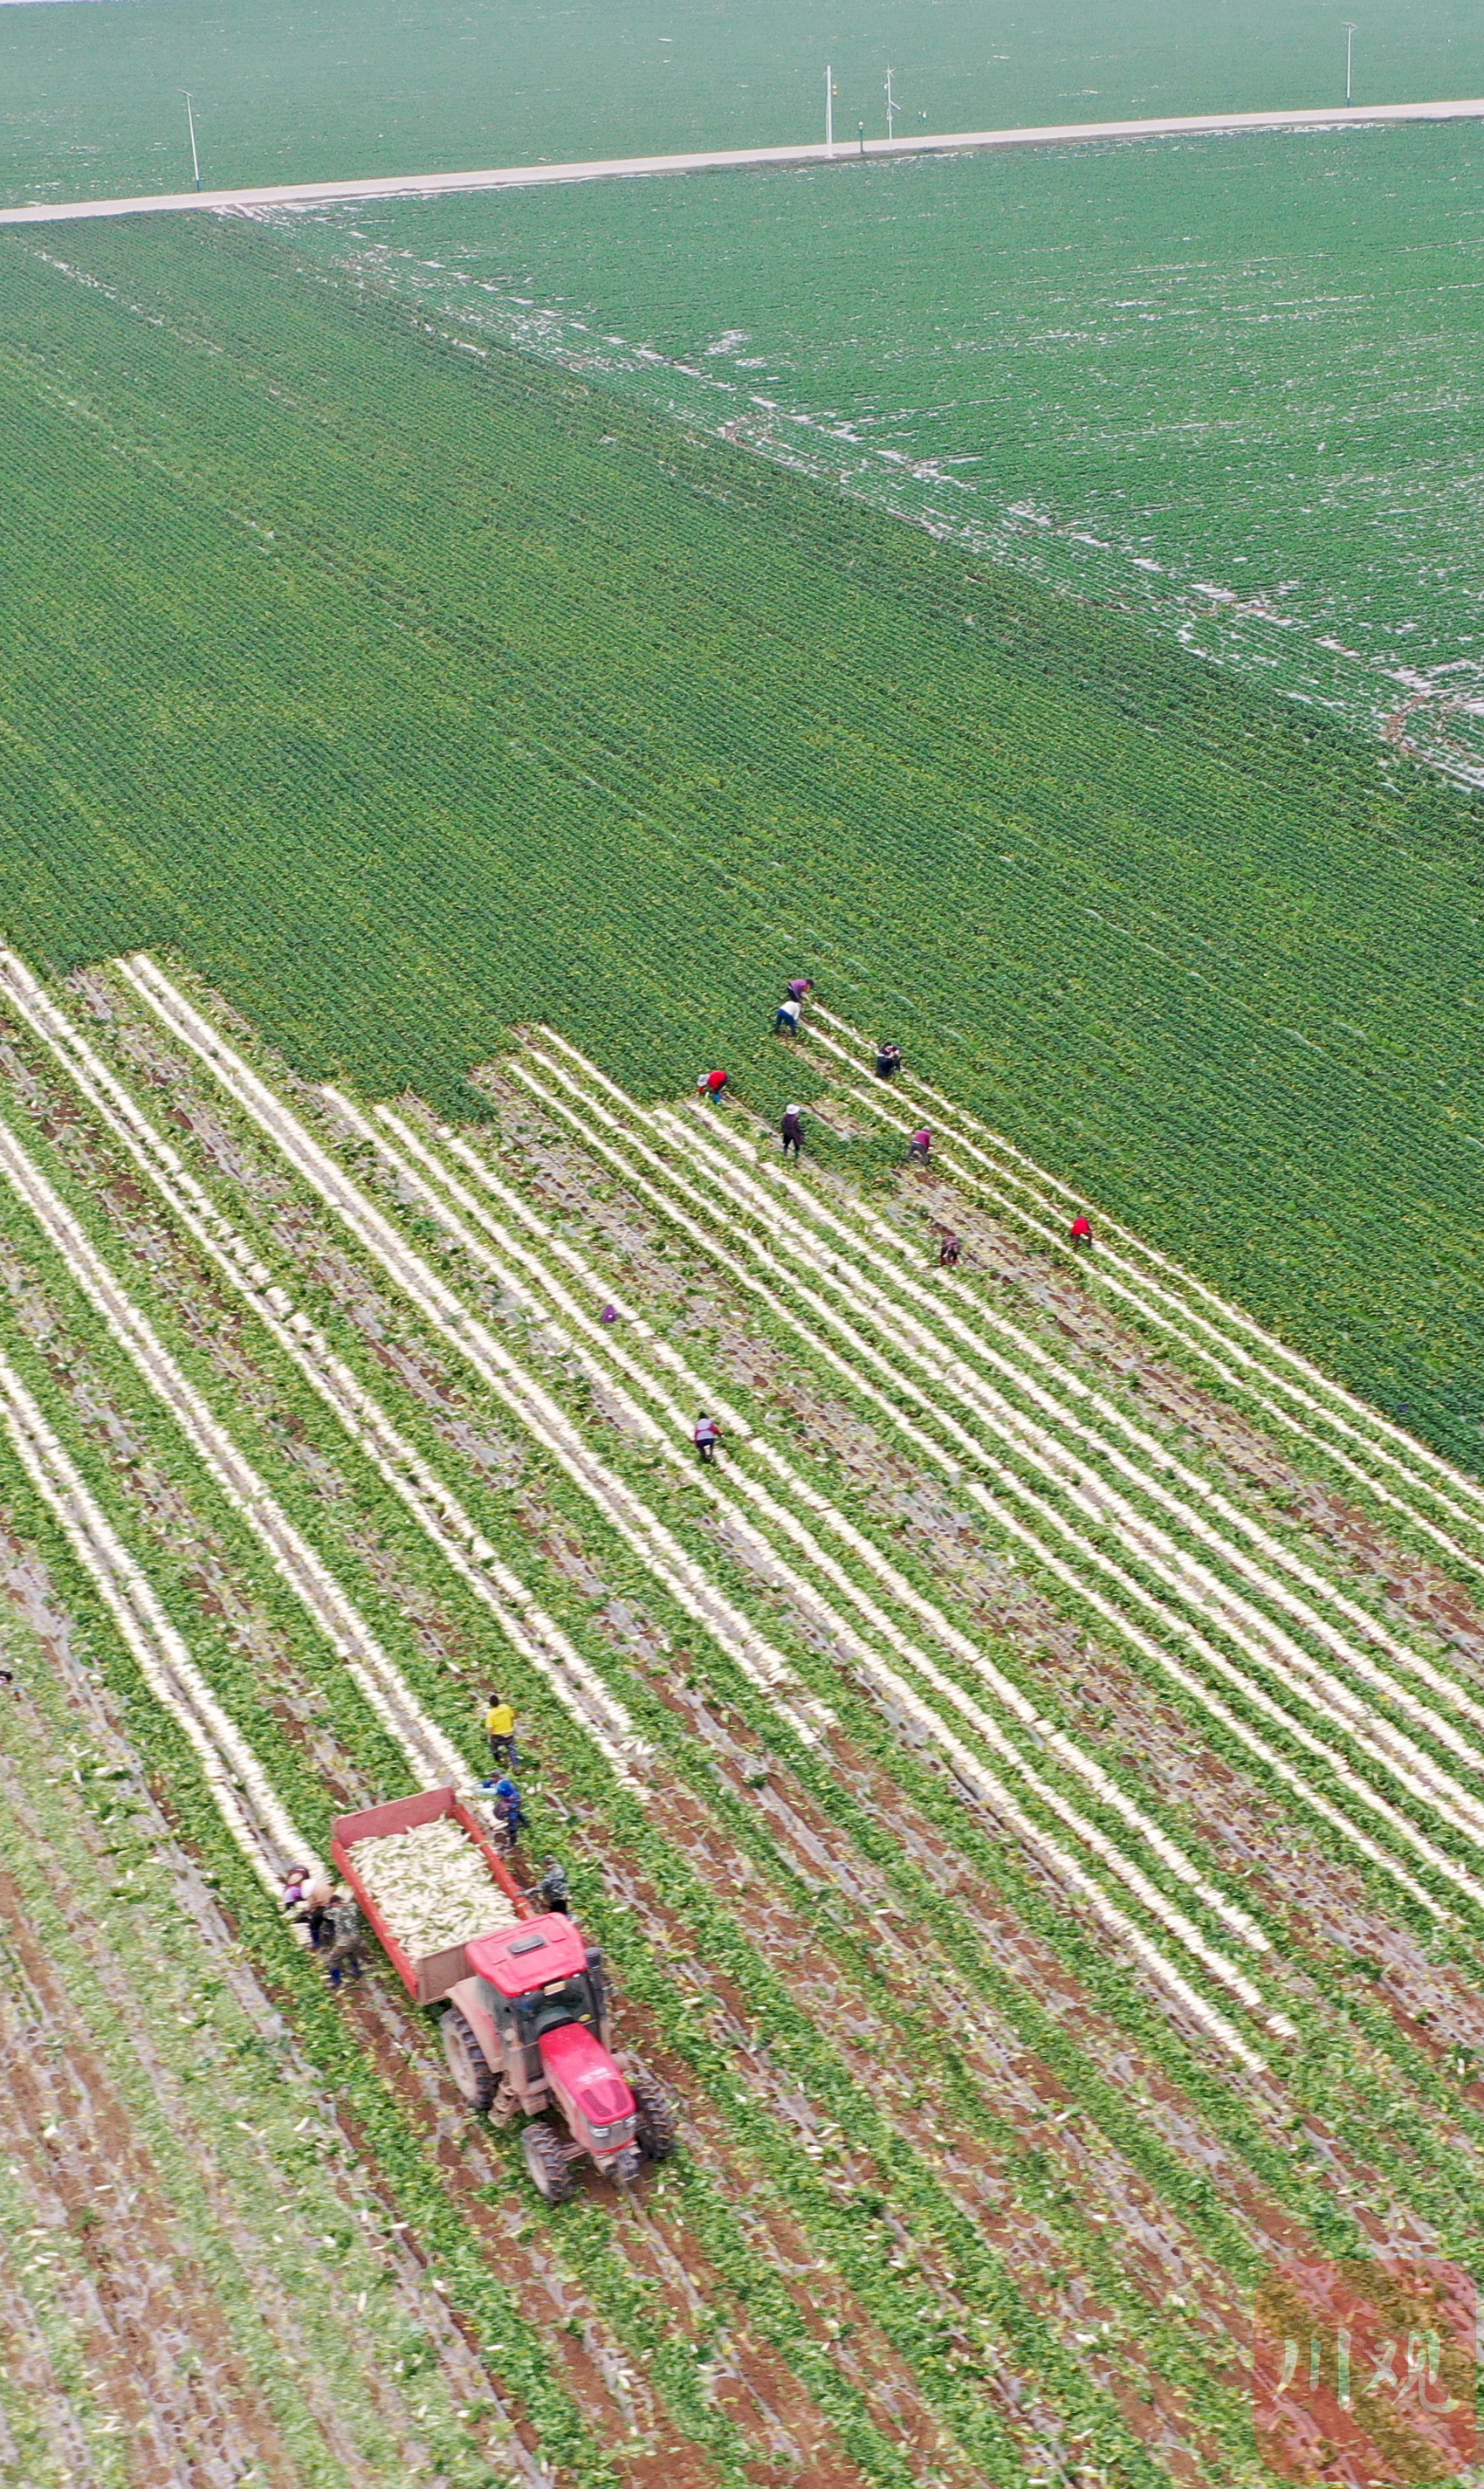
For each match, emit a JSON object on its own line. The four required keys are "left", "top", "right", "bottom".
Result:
{"left": 907, "top": 1126, "right": 931, "bottom": 1165}
{"left": 1070, "top": 1214, "right": 1094, "bottom": 1251}
{"left": 696, "top": 1069, "right": 729, "bottom": 1102}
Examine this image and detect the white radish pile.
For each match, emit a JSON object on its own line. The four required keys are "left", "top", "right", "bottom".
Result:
{"left": 349, "top": 1818, "right": 515, "bottom": 1956}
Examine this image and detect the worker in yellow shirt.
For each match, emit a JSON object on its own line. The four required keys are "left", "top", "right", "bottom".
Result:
{"left": 484, "top": 1695, "right": 519, "bottom": 1771}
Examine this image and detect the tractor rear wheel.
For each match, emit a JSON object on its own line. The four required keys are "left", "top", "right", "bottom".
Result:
{"left": 442, "top": 2006, "right": 496, "bottom": 2113}
{"left": 521, "top": 2121, "right": 577, "bottom": 2203}
{"left": 629, "top": 2068, "right": 677, "bottom": 2162}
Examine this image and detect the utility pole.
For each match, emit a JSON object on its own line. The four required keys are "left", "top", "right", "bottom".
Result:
{"left": 185, "top": 90, "right": 202, "bottom": 191}
{"left": 858, "top": 118, "right": 865, "bottom": 156}
{"left": 884, "top": 65, "right": 897, "bottom": 141}
{"left": 825, "top": 63, "right": 833, "bottom": 154}
{"left": 1342, "top": 21, "right": 1357, "bottom": 105}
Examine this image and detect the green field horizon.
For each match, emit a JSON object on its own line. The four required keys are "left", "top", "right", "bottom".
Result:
{"left": 2, "top": 0, "right": 1483, "bottom": 210}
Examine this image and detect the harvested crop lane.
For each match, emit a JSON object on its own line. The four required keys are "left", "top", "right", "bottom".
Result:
{"left": 468, "top": 1057, "right": 1484, "bottom": 2157}
{"left": 0, "top": 1203, "right": 772, "bottom": 2485}
{"left": 880, "top": 1152, "right": 1484, "bottom": 1657}
{"left": 431, "top": 1060, "right": 1484, "bottom": 2006}
{"left": 5, "top": 966, "right": 1274, "bottom": 2469}
{"left": 58, "top": 951, "right": 1484, "bottom": 2239}
{"left": 0, "top": 1012, "right": 963, "bottom": 2486}
{"left": 0, "top": 1199, "right": 409, "bottom": 1841}
{"left": 40, "top": 951, "right": 1484, "bottom": 2449}
{"left": 0, "top": 1104, "right": 1175, "bottom": 2489}
{"left": 0, "top": 1532, "right": 542, "bottom": 2489}
{"left": 333, "top": 1979, "right": 749, "bottom": 2489}
{"left": 161, "top": 956, "right": 1287, "bottom": 2059}
{"left": 69, "top": 970, "right": 1484, "bottom": 2160}
{"left": 0, "top": 1354, "right": 808, "bottom": 2489}
{"left": 810, "top": 1021, "right": 1484, "bottom": 1552}
{"left": 0, "top": 1322, "right": 830, "bottom": 2489}
{"left": 0, "top": 1865, "right": 303, "bottom": 2488}
{"left": 498, "top": 1038, "right": 1484, "bottom": 1941}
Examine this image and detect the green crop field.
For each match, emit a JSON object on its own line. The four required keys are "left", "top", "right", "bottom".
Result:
{"left": 283, "top": 117, "right": 1484, "bottom": 774}
{"left": 10, "top": 5, "right": 1484, "bottom": 2472}
{"left": 0, "top": 0, "right": 1481, "bottom": 209}
{"left": 3, "top": 208, "right": 1484, "bottom": 1472}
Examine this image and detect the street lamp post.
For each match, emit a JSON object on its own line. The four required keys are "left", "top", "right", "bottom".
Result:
{"left": 185, "top": 90, "right": 202, "bottom": 190}
{"left": 825, "top": 63, "right": 833, "bottom": 153}
{"left": 884, "top": 65, "right": 897, "bottom": 140}
{"left": 1342, "top": 21, "right": 1357, "bottom": 106}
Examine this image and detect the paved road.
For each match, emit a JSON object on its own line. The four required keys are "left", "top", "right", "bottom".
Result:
{"left": 2, "top": 95, "right": 1482, "bottom": 225}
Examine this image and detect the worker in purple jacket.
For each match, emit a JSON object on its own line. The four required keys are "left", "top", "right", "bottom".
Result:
{"left": 781, "top": 1104, "right": 804, "bottom": 1160}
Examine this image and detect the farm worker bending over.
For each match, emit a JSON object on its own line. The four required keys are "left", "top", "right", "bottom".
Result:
{"left": 786, "top": 978, "right": 814, "bottom": 1006}
{"left": 534, "top": 1858, "right": 571, "bottom": 1916}
{"left": 694, "top": 1413, "right": 721, "bottom": 1465}
{"left": 292, "top": 1869, "right": 334, "bottom": 1949}
{"left": 1070, "top": 1214, "right": 1094, "bottom": 1252}
{"left": 907, "top": 1127, "right": 932, "bottom": 1166}
{"left": 697, "top": 1069, "right": 729, "bottom": 1102}
{"left": 484, "top": 1695, "right": 519, "bottom": 1770}
{"left": 781, "top": 1104, "right": 804, "bottom": 1160}
{"left": 486, "top": 1775, "right": 529, "bottom": 1849}
{"left": 876, "top": 1042, "right": 903, "bottom": 1080}
{"left": 938, "top": 1232, "right": 962, "bottom": 1268}
{"left": 321, "top": 1891, "right": 366, "bottom": 1990}
{"left": 775, "top": 995, "right": 801, "bottom": 1037}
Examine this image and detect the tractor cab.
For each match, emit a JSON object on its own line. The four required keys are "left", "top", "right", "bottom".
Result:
{"left": 468, "top": 1913, "right": 606, "bottom": 2039}
{"left": 458, "top": 1913, "right": 638, "bottom": 2173}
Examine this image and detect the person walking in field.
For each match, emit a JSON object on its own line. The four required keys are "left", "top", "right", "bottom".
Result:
{"left": 694, "top": 1413, "right": 721, "bottom": 1465}
{"left": 321, "top": 1890, "right": 367, "bottom": 1990}
{"left": 781, "top": 1104, "right": 804, "bottom": 1160}
{"left": 697, "top": 1068, "right": 730, "bottom": 1103}
{"left": 484, "top": 1694, "right": 519, "bottom": 1772}
{"left": 907, "top": 1126, "right": 931, "bottom": 1166}
{"left": 1070, "top": 1214, "right": 1094, "bottom": 1252}
{"left": 876, "top": 1042, "right": 903, "bottom": 1080}
{"left": 775, "top": 995, "right": 801, "bottom": 1037}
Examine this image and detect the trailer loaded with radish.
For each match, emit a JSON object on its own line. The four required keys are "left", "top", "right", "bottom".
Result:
{"left": 333, "top": 1786, "right": 677, "bottom": 2199}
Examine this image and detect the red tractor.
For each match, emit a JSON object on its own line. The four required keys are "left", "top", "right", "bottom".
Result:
{"left": 333, "top": 1789, "right": 676, "bottom": 2200}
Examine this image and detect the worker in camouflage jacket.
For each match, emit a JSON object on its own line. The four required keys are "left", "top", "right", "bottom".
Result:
{"left": 321, "top": 1890, "right": 367, "bottom": 1990}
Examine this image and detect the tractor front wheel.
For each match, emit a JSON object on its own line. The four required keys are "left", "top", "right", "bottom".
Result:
{"left": 442, "top": 2006, "right": 496, "bottom": 2114}
{"left": 521, "top": 2121, "right": 577, "bottom": 2203}
{"left": 629, "top": 2068, "right": 677, "bottom": 2162}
